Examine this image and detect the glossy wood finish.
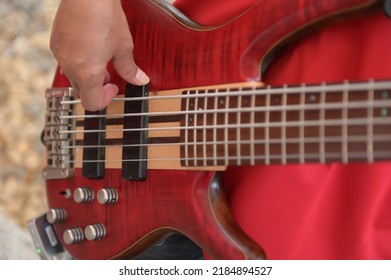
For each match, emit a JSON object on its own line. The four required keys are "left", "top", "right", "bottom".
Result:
{"left": 47, "top": 170, "right": 265, "bottom": 259}
{"left": 117, "top": 0, "right": 380, "bottom": 91}
{"left": 47, "top": 0, "right": 384, "bottom": 259}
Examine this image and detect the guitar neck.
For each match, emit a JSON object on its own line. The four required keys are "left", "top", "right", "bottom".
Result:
{"left": 62, "top": 80, "right": 391, "bottom": 171}
{"left": 179, "top": 80, "right": 391, "bottom": 167}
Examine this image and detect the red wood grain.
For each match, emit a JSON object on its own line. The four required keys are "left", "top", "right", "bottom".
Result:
{"left": 118, "top": 0, "right": 379, "bottom": 91}
{"left": 47, "top": 170, "right": 265, "bottom": 259}
{"left": 48, "top": 0, "right": 382, "bottom": 259}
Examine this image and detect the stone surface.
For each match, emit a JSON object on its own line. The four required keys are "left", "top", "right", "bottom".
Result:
{"left": 0, "top": 0, "right": 59, "bottom": 259}
{"left": 0, "top": 212, "right": 38, "bottom": 260}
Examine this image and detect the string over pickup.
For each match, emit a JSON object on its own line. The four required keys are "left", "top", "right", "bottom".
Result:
{"left": 82, "top": 109, "right": 107, "bottom": 179}
{"left": 122, "top": 83, "right": 149, "bottom": 180}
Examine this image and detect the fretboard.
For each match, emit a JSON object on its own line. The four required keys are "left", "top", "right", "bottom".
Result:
{"left": 179, "top": 80, "right": 391, "bottom": 167}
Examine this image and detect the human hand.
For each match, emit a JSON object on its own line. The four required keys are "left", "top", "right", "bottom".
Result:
{"left": 50, "top": 0, "right": 149, "bottom": 111}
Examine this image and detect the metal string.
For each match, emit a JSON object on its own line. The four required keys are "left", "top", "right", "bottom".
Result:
{"left": 64, "top": 150, "right": 391, "bottom": 165}
{"left": 59, "top": 80, "right": 391, "bottom": 106}
{"left": 59, "top": 116, "right": 391, "bottom": 134}
{"left": 64, "top": 134, "right": 391, "bottom": 150}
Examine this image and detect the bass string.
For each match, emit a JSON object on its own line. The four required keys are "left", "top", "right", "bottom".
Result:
{"left": 60, "top": 80, "right": 391, "bottom": 119}
{"left": 63, "top": 134, "right": 391, "bottom": 150}
{"left": 58, "top": 79, "right": 391, "bottom": 106}
{"left": 58, "top": 99, "right": 391, "bottom": 120}
{"left": 64, "top": 150, "right": 391, "bottom": 165}
{"left": 59, "top": 116, "right": 391, "bottom": 134}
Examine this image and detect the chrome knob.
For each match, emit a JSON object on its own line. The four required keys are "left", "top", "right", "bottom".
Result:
{"left": 46, "top": 208, "right": 67, "bottom": 224}
{"left": 97, "top": 188, "right": 119, "bottom": 205}
{"left": 84, "top": 223, "right": 106, "bottom": 241}
{"left": 73, "top": 187, "right": 94, "bottom": 203}
{"left": 63, "top": 228, "right": 84, "bottom": 245}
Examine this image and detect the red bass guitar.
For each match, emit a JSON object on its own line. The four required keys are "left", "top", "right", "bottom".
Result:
{"left": 41, "top": 0, "right": 391, "bottom": 259}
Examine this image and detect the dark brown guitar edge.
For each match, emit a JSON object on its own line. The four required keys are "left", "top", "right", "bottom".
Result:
{"left": 145, "top": 0, "right": 265, "bottom": 31}
{"left": 208, "top": 173, "right": 267, "bottom": 260}
{"left": 111, "top": 228, "right": 177, "bottom": 260}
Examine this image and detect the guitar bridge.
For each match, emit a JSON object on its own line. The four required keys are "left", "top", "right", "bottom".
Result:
{"left": 42, "top": 88, "right": 77, "bottom": 179}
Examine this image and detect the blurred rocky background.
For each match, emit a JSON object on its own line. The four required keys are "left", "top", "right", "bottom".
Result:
{"left": 0, "top": 0, "right": 60, "bottom": 259}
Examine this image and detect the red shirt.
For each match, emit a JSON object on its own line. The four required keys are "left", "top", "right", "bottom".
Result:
{"left": 174, "top": 0, "right": 391, "bottom": 259}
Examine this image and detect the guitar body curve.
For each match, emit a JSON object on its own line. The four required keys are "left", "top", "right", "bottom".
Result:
{"left": 47, "top": 170, "right": 265, "bottom": 259}
{"left": 119, "top": 0, "right": 380, "bottom": 90}
{"left": 46, "top": 0, "right": 385, "bottom": 259}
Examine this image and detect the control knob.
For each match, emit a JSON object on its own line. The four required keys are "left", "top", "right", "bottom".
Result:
{"left": 84, "top": 223, "right": 106, "bottom": 241}
{"left": 46, "top": 208, "right": 67, "bottom": 224}
{"left": 73, "top": 187, "right": 94, "bottom": 203}
{"left": 97, "top": 188, "right": 119, "bottom": 205}
{"left": 63, "top": 227, "right": 84, "bottom": 245}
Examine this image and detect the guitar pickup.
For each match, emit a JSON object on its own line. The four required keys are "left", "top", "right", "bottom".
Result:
{"left": 82, "top": 109, "right": 106, "bottom": 179}
{"left": 122, "top": 83, "right": 149, "bottom": 180}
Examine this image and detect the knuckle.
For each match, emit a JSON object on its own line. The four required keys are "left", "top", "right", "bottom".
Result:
{"left": 73, "top": 64, "right": 104, "bottom": 87}
{"left": 119, "top": 60, "right": 137, "bottom": 76}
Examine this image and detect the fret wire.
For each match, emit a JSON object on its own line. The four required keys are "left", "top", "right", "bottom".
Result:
{"left": 193, "top": 90, "right": 199, "bottom": 166}
{"left": 224, "top": 94, "right": 230, "bottom": 166}
{"left": 236, "top": 91, "right": 242, "bottom": 165}
{"left": 213, "top": 93, "right": 218, "bottom": 166}
{"left": 264, "top": 86, "right": 271, "bottom": 165}
{"left": 299, "top": 84, "right": 305, "bottom": 164}
{"left": 281, "top": 85, "right": 288, "bottom": 165}
{"left": 184, "top": 90, "right": 190, "bottom": 166}
{"left": 203, "top": 95, "right": 208, "bottom": 166}
{"left": 250, "top": 90, "right": 256, "bottom": 165}
{"left": 367, "top": 79, "right": 375, "bottom": 163}
{"left": 342, "top": 81, "right": 349, "bottom": 163}
{"left": 320, "top": 82, "right": 326, "bottom": 163}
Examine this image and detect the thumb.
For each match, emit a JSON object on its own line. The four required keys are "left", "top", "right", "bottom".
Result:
{"left": 112, "top": 49, "right": 150, "bottom": 86}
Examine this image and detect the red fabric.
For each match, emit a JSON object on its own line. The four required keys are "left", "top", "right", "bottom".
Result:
{"left": 173, "top": 0, "right": 391, "bottom": 259}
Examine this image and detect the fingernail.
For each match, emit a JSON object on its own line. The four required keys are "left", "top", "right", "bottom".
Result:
{"left": 135, "top": 68, "right": 150, "bottom": 85}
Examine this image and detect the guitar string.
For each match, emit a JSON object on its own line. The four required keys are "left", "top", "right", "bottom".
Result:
{"left": 58, "top": 80, "right": 391, "bottom": 106}
{"left": 64, "top": 150, "right": 391, "bottom": 165}
{"left": 58, "top": 99, "right": 391, "bottom": 121}
{"left": 60, "top": 120, "right": 391, "bottom": 163}
{"left": 58, "top": 116, "right": 391, "bottom": 135}
{"left": 63, "top": 134, "right": 391, "bottom": 150}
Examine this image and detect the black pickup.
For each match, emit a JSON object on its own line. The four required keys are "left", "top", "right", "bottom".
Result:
{"left": 82, "top": 109, "right": 106, "bottom": 179}
{"left": 122, "top": 83, "right": 149, "bottom": 180}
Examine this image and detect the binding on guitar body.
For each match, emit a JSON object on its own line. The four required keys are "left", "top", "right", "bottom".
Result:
{"left": 30, "top": 0, "right": 391, "bottom": 259}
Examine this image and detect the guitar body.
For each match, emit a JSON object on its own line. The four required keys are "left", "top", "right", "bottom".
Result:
{"left": 47, "top": 169, "right": 263, "bottom": 259}
{"left": 46, "top": 0, "right": 387, "bottom": 259}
